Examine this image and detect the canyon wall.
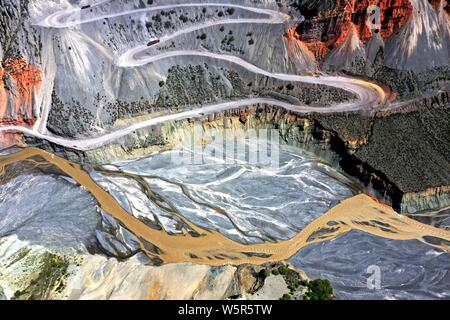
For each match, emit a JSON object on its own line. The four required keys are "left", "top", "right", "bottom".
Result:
{"left": 32, "top": 93, "right": 450, "bottom": 214}
{"left": 0, "top": 58, "right": 41, "bottom": 126}
{"left": 293, "top": 0, "right": 414, "bottom": 62}
{"left": 0, "top": 59, "right": 42, "bottom": 149}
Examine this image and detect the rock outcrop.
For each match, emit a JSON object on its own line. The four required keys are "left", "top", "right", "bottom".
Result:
{"left": 0, "top": 58, "right": 41, "bottom": 150}
{"left": 282, "top": 25, "right": 318, "bottom": 71}
{"left": 293, "top": 0, "right": 414, "bottom": 62}
{"left": 0, "top": 234, "right": 310, "bottom": 300}
{"left": 293, "top": 0, "right": 450, "bottom": 74}
{"left": 0, "top": 58, "right": 41, "bottom": 126}
{"left": 65, "top": 259, "right": 309, "bottom": 300}
{"left": 0, "top": 0, "right": 42, "bottom": 147}
{"left": 323, "top": 24, "right": 367, "bottom": 72}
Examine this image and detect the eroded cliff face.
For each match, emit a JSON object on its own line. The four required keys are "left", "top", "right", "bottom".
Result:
{"left": 0, "top": 58, "right": 41, "bottom": 125}
{"left": 0, "top": 58, "right": 41, "bottom": 148}
{"left": 294, "top": 0, "right": 414, "bottom": 62}
{"left": 292, "top": 0, "right": 450, "bottom": 87}
{"left": 0, "top": 0, "right": 42, "bottom": 147}
{"left": 283, "top": 25, "right": 318, "bottom": 71}
{"left": 0, "top": 58, "right": 42, "bottom": 147}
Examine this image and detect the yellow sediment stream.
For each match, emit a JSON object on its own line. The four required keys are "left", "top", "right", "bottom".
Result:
{"left": 1, "top": 147, "right": 449, "bottom": 266}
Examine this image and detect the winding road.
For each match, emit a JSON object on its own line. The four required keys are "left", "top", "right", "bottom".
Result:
{"left": 1, "top": 1, "right": 389, "bottom": 151}
{"left": 38, "top": 2, "right": 290, "bottom": 28}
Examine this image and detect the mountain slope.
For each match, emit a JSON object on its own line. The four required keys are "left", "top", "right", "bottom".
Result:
{"left": 323, "top": 24, "right": 367, "bottom": 72}
{"left": 385, "top": 0, "right": 450, "bottom": 72}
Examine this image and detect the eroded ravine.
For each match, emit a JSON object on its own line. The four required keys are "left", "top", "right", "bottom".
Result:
{"left": 1, "top": 147, "right": 449, "bottom": 266}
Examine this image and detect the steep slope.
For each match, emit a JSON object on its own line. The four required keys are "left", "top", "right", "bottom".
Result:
{"left": 34, "top": 0, "right": 325, "bottom": 138}
{"left": 0, "top": 58, "right": 41, "bottom": 126}
{"left": 437, "top": 0, "right": 450, "bottom": 55}
{"left": 283, "top": 26, "right": 318, "bottom": 71}
{"left": 294, "top": 0, "right": 414, "bottom": 62}
{"left": 0, "top": 0, "right": 42, "bottom": 145}
{"left": 3, "top": 0, "right": 318, "bottom": 143}
{"left": 291, "top": 0, "right": 450, "bottom": 99}
{"left": 385, "top": 0, "right": 450, "bottom": 72}
{"left": 365, "top": 31, "right": 385, "bottom": 64}
{"left": 293, "top": 0, "right": 450, "bottom": 72}
{"left": 323, "top": 24, "right": 367, "bottom": 72}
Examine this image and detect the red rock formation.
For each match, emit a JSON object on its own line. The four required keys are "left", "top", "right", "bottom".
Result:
{"left": 0, "top": 57, "right": 42, "bottom": 147}
{"left": 283, "top": 26, "right": 317, "bottom": 71}
{"left": 0, "top": 132, "right": 26, "bottom": 148}
{"left": 296, "top": 0, "right": 414, "bottom": 62}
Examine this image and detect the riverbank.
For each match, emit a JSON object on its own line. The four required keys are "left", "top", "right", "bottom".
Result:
{"left": 29, "top": 95, "right": 450, "bottom": 214}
